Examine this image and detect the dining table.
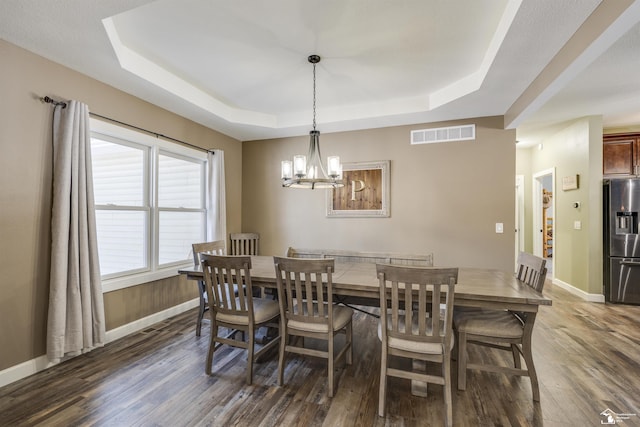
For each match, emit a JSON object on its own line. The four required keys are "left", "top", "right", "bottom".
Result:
{"left": 178, "top": 255, "right": 552, "bottom": 312}
{"left": 179, "top": 254, "right": 551, "bottom": 396}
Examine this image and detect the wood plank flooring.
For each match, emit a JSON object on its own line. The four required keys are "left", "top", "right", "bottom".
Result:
{"left": 1, "top": 282, "right": 640, "bottom": 426}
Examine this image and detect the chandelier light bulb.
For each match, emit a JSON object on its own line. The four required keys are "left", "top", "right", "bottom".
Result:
{"left": 293, "top": 155, "right": 306, "bottom": 177}
{"left": 281, "top": 160, "right": 293, "bottom": 179}
{"left": 327, "top": 156, "right": 341, "bottom": 178}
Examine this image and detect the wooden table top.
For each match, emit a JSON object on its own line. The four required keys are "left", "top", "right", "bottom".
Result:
{"left": 179, "top": 255, "right": 552, "bottom": 312}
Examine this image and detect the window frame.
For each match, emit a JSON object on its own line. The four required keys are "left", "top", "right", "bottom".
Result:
{"left": 155, "top": 149, "right": 207, "bottom": 269}
{"left": 90, "top": 119, "right": 208, "bottom": 293}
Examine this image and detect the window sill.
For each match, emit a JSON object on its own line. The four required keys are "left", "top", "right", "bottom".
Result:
{"left": 102, "top": 263, "right": 192, "bottom": 293}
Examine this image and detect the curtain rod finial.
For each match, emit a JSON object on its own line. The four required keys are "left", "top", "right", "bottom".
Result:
{"left": 41, "top": 96, "right": 67, "bottom": 108}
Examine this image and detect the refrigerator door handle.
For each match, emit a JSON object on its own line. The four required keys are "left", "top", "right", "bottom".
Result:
{"left": 620, "top": 260, "right": 640, "bottom": 267}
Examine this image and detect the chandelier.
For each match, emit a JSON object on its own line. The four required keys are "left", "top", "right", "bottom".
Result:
{"left": 281, "top": 55, "right": 344, "bottom": 189}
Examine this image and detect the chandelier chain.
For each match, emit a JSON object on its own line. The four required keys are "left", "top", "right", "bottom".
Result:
{"left": 312, "top": 62, "right": 317, "bottom": 131}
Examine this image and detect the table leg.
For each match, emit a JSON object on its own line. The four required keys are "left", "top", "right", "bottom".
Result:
{"left": 411, "top": 359, "right": 428, "bottom": 397}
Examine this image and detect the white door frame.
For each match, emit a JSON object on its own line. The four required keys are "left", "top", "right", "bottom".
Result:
{"left": 533, "top": 168, "right": 555, "bottom": 275}
{"left": 515, "top": 175, "right": 525, "bottom": 269}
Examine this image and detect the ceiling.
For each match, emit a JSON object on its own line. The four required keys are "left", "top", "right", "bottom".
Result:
{"left": 1, "top": 0, "right": 640, "bottom": 146}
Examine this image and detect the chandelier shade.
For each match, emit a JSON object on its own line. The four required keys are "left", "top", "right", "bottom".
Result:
{"left": 281, "top": 55, "right": 344, "bottom": 189}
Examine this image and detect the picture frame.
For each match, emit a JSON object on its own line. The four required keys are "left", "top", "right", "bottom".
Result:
{"left": 562, "top": 174, "right": 579, "bottom": 191}
{"left": 326, "top": 160, "right": 390, "bottom": 218}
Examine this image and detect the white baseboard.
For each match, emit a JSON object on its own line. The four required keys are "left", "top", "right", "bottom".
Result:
{"left": 0, "top": 355, "right": 55, "bottom": 389}
{"left": 0, "top": 298, "right": 199, "bottom": 389}
{"left": 552, "top": 277, "right": 605, "bottom": 303}
{"left": 105, "top": 298, "right": 198, "bottom": 342}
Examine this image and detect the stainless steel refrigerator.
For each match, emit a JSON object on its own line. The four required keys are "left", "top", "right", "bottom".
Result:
{"left": 604, "top": 178, "right": 640, "bottom": 304}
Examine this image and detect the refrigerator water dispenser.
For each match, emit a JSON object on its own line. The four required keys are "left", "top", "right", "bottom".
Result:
{"left": 615, "top": 211, "right": 638, "bottom": 235}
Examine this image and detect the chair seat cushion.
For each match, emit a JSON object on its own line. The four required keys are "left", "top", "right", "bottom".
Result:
{"left": 377, "top": 315, "right": 453, "bottom": 354}
{"left": 453, "top": 308, "right": 523, "bottom": 339}
{"left": 288, "top": 304, "right": 353, "bottom": 333}
{"left": 216, "top": 297, "right": 279, "bottom": 325}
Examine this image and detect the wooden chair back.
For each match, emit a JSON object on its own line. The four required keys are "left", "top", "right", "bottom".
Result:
{"left": 516, "top": 252, "right": 547, "bottom": 292}
{"left": 192, "top": 240, "right": 226, "bottom": 267}
{"left": 190, "top": 240, "right": 227, "bottom": 336}
{"left": 200, "top": 254, "right": 254, "bottom": 323}
{"left": 286, "top": 247, "right": 433, "bottom": 267}
{"left": 273, "top": 257, "right": 335, "bottom": 328}
{"left": 377, "top": 264, "right": 458, "bottom": 350}
{"left": 230, "top": 233, "right": 259, "bottom": 256}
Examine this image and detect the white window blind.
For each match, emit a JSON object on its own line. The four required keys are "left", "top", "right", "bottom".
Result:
{"left": 92, "top": 138, "right": 149, "bottom": 276}
{"left": 157, "top": 153, "right": 205, "bottom": 266}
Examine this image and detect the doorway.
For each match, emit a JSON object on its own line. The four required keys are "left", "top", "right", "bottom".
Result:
{"left": 533, "top": 168, "right": 555, "bottom": 276}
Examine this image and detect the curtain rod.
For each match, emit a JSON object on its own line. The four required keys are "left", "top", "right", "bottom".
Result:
{"left": 40, "top": 96, "right": 213, "bottom": 154}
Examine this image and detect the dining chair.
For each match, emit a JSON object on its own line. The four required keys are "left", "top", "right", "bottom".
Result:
{"left": 200, "top": 254, "right": 280, "bottom": 384}
{"left": 229, "top": 232, "right": 260, "bottom": 255}
{"left": 273, "top": 256, "right": 353, "bottom": 397}
{"left": 376, "top": 264, "right": 458, "bottom": 426}
{"left": 191, "top": 240, "right": 226, "bottom": 336}
{"left": 453, "top": 252, "right": 547, "bottom": 401}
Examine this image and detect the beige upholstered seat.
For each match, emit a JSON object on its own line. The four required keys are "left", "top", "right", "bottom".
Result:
{"left": 454, "top": 310, "right": 525, "bottom": 338}
{"left": 273, "top": 256, "right": 353, "bottom": 397}
{"left": 377, "top": 314, "right": 454, "bottom": 354}
{"left": 453, "top": 252, "right": 547, "bottom": 401}
{"left": 376, "top": 264, "right": 458, "bottom": 426}
{"left": 200, "top": 254, "right": 280, "bottom": 385}
{"left": 191, "top": 241, "right": 226, "bottom": 336}
{"left": 229, "top": 232, "right": 259, "bottom": 255}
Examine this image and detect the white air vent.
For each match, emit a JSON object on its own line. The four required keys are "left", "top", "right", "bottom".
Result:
{"left": 411, "top": 124, "right": 475, "bottom": 145}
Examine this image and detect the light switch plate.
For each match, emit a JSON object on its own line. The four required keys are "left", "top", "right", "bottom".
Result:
{"left": 574, "top": 220, "right": 582, "bottom": 230}
{"left": 495, "top": 223, "right": 504, "bottom": 233}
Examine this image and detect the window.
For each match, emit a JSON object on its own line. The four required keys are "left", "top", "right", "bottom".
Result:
{"left": 90, "top": 119, "right": 207, "bottom": 291}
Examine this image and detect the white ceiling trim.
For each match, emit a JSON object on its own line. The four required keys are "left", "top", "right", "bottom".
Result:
{"left": 103, "top": 16, "right": 276, "bottom": 128}
{"left": 430, "top": 0, "right": 521, "bottom": 110}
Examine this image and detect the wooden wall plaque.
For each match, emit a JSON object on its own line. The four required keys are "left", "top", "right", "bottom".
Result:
{"left": 326, "top": 161, "right": 390, "bottom": 218}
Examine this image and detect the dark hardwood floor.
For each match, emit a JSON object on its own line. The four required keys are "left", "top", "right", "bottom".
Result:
{"left": 1, "top": 282, "right": 639, "bottom": 426}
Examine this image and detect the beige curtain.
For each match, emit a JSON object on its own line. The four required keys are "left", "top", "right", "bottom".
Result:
{"left": 47, "top": 100, "right": 105, "bottom": 363}
{"left": 207, "top": 150, "right": 227, "bottom": 247}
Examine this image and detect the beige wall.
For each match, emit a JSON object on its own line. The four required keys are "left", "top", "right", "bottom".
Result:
{"left": 242, "top": 116, "right": 517, "bottom": 271}
{"left": 0, "top": 40, "right": 242, "bottom": 370}
{"left": 517, "top": 116, "right": 603, "bottom": 294}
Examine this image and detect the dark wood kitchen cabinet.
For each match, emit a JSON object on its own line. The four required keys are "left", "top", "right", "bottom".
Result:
{"left": 603, "top": 133, "right": 640, "bottom": 176}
